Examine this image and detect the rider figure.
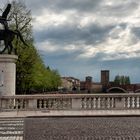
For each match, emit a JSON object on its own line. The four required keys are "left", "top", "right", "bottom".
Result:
{"left": 0, "top": 4, "right": 11, "bottom": 30}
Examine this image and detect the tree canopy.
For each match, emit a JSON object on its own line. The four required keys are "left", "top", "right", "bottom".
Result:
{"left": 114, "top": 75, "right": 131, "bottom": 85}
{"left": 1, "top": 1, "right": 61, "bottom": 94}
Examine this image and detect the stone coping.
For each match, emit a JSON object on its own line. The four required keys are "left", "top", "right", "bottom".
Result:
{"left": 0, "top": 93, "right": 140, "bottom": 99}
{"left": 1, "top": 110, "right": 140, "bottom": 118}
{"left": 0, "top": 54, "right": 18, "bottom": 62}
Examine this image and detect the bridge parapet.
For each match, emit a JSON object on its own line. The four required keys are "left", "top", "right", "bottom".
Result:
{"left": 0, "top": 93, "right": 140, "bottom": 112}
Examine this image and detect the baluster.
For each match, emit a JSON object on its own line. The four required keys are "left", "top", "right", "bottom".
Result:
{"left": 88, "top": 98, "right": 92, "bottom": 109}
{"left": 93, "top": 98, "right": 96, "bottom": 109}
{"left": 84, "top": 98, "right": 87, "bottom": 109}
{"left": 81, "top": 98, "right": 85, "bottom": 109}
{"left": 57, "top": 99, "right": 60, "bottom": 109}
{"left": 60, "top": 99, "right": 63, "bottom": 109}
{"left": 11, "top": 99, "right": 15, "bottom": 109}
{"left": 41, "top": 99, "right": 44, "bottom": 108}
{"left": 135, "top": 97, "right": 137, "bottom": 108}
{"left": 15, "top": 99, "right": 19, "bottom": 110}
{"left": 39, "top": 99, "right": 42, "bottom": 109}
{"left": 123, "top": 97, "right": 127, "bottom": 108}
{"left": 69, "top": 98, "right": 72, "bottom": 109}
{"left": 65, "top": 98, "right": 69, "bottom": 109}
{"left": 23, "top": 99, "right": 25, "bottom": 109}
{"left": 63, "top": 99, "right": 66, "bottom": 109}
{"left": 7, "top": 99, "right": 10, "bottom": 109}
{"left": 48, "top": 99, "right": 52, "bottom": 109}
{"left": 127, "top": 97, "right": 130, "bottom": 108}
{"left": 99, "top": 98, "right": 102, "bottom": 109}
{"left": 102, "top": 98, "right": 104, "bottom": 108}
{"left": 24, "top": 99, "right": 27, "bottom": 110}
{"left": 60, "top": 98, "right": 63, "bottom": 109}
{"left": 111, "top": 97, "right": 114, "bottom": 108}
{"left": 61, "top": 98, "right": 64, "bottom": 109}
{"left": 63, "top": 99, "right": 67, "bottom": 109}
{"left": 130, "top": 97, "right": 132, "bottom": 108}
{"left": 136, "top": 97, "right": 140, "bottom": 108}
{"left": 20, "top": 99, "right": 23, "bottom": 109}
{"left": 22, "top": 99, "right": 25, "bottom": 109}
{"left": 8, "top": 99, "right": 13, "bottom": 109}
{"left": 101, "top": 98, "right": 105, "bottom": 109}
{"left": 91, "top": 98, "right": 93, "bottom": 109}
{"left": 107, "top": 97, "right": 110, "bottom": 109}
{"left": 81, "top": 98, "right": 84, "bottom": 109}
{"left": 66, "top": 99, "right": 71, "bottom": 109}
{"left": 86, "top": 98, "right": 89, "bottom": 109}
{"left": 51, "top": 99, "right": 56, "bottom": 109}
{"left": 43, "top": 100, "right": 47, "bottom": 109}
{"left": 13, "top": 99, "right": 16, "bottom": 109}
{"left": 105, "top": 98, "right": 107, "bottom": 109}
{"left": 56, "top": 99, "right": 58, "bottom": 109}
{"left": 61, "top": 99, "right": 64, "bottom": 109}
{"left": 132, "top": 97, "right": 135, "bottom": 108}
{"left": 97, "top": 97, "right": 101, "bottom": 109}
{"left": 56, "top": 99, "right": 59, "bottom": 109}
{"left": 89, "top": 98, "right": 92, "bottom": 109}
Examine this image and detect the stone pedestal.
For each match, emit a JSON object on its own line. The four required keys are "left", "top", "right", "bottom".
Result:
{"left": 0, "top": 55, "right": 18, "bottom": 96}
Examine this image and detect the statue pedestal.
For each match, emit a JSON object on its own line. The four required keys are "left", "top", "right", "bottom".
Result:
{"left": 0, "top": 55, "right": 18, "bottom": 96}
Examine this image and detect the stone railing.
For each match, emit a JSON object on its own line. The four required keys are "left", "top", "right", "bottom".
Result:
{"left": 0, "top": 93, "right": 140, "bottom": 111}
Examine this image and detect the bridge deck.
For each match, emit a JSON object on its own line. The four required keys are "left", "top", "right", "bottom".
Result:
{"left": 1, "top": 110, "right": 140, "bottom": 118}
{"left": 1, "top": 111, "right": 140, "bottom": 140}
{"left": 0, "top": 118, "right": 24, "bottom": 140}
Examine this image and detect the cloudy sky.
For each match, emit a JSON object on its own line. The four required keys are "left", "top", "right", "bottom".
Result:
{"left": 1, "top": 0, "right": 140, "bottom": 83}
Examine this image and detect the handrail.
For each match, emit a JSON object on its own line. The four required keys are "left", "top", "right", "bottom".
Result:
{"left": 1, "top": 93, "right": 140, "bottom": 98}
{"left": 0, "top": 93, "right": 140, "bottom": 111}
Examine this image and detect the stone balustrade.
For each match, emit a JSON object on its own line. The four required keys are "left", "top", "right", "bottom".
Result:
{"left": 0, "top": 93, "right": 140, "bottom": 111}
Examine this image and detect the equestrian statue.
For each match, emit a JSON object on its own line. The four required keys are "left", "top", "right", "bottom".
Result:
{"left": 0, "top": 4, "right": 28, "bottom": 54}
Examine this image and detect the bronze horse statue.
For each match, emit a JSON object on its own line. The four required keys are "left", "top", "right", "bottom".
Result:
{"left": 0, "top": 4, "right": 28, "bottom": 54}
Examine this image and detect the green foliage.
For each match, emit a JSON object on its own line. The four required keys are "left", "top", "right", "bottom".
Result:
{"left": 114, "top": 75, "right": 131, "bottom": 85}
{"left": 114, "top": 75, "right": 120, "bottom": 85}
{"left": 6, "top": 1, "right": 61, "bottom": 94}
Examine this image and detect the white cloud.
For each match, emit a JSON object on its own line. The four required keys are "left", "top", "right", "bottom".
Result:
{"left": 36, "top": 41, "right": 59, "bottom": 52}
{"left": 24, "top": 0, "right": 140, "bottom": 81}
{"left": 78, "top": 23, "right": 140, "bottom": 60}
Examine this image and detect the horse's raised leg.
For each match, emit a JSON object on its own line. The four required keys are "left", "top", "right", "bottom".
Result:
{"left": 0, "top": 40, "right": 8, "bottom": 54}
{"left": 8, "top": 42, "right": 14, "bottom": 54}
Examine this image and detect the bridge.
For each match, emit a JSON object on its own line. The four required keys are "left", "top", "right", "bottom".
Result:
{"left": 107, "top": 84, "right": 140, "bottom": 93}
{"left": 1, "top": 93, "right": 140, "bottom": 139}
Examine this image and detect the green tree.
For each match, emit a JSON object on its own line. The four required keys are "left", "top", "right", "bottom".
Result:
{"left": 114, "top": 75, "right": 120, "bottom": 85}
{"left": 2, "top": 1, "right": 61, "bottom": 94}
{"left": 114, "top": 75, "right": 131, "bottom": 85}
{"left": 125, "top": 76, "right": 131, "bottom": 85}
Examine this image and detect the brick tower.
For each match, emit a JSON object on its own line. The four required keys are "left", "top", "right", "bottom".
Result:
{"left": 101, "top": 70, "right": 109, "bottom": 87}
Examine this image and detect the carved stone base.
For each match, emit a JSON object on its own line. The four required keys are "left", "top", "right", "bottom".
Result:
{"left": 0, "top": 55, "right": 18, "bottom": 96}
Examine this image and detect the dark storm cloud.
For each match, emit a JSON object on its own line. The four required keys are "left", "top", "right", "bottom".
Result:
{"left": 101, "top": 1, "right": 138, "bottom": 17}
{"left": 41, "top": 49, "right": 140, "bottom": 83}
{"left": 131, "top": 27, "right": 140, "bottom": 39}
{"left": 26, "top": 0, "right": 101, "bottom": 14}
{"left": 21, "top": 0, "right": 140, "bottom": 82}
{"left": 34, "top": 22, "right": 115, "bottom": 46}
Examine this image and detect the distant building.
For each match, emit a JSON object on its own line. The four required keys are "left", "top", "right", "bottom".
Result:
{"left": 61, "top": 77, "right": 73, "bottom": 91}
{"left": 60, "top": 69, "right": 140, "bottom": 93}
{"left": 91, "top": 82, "right": 102, "bottom": 93}
{"left": 80, "top": 76, "right": 102, "bottom": 93}
{"left": 61, "top": 77, "right": 80, "bottom": 91}
{"left": 101, "top": 70, "right": 110, "bottom": 87}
